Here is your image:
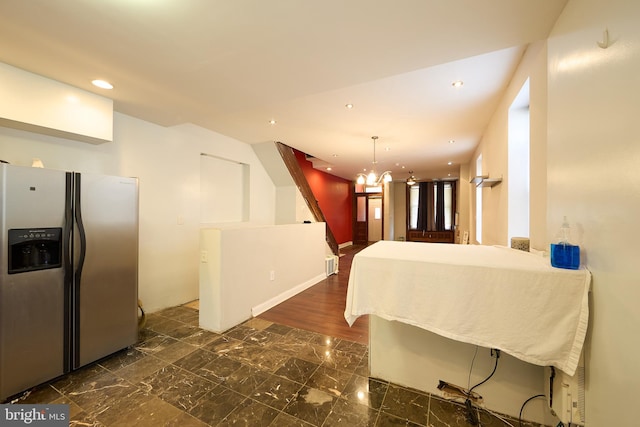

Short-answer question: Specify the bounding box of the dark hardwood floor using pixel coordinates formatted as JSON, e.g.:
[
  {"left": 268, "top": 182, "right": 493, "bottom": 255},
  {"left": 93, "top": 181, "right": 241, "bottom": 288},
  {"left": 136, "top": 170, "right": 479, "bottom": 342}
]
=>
[{"left": 258, "top": 245, "right": 369, "bottom": 344}]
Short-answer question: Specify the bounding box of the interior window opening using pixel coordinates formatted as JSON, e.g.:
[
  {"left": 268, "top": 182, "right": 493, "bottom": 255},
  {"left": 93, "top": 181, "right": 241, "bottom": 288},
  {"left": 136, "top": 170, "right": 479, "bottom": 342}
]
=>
[{"left": 508, "top": 79, "right": 531, "bottom": 245}]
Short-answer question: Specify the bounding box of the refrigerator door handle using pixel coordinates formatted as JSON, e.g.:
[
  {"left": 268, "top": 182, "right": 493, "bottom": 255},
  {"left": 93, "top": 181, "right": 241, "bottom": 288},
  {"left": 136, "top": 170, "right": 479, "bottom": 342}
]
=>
[
  {"left": 64, "top": 173, "right": 74, "bottom": 275},
  {"left": 63, "top": 172, "right": 74, "bottom": 373},
  {"left": 71, "top": 172, "right": 87, "bottom": 370},
  {"left": 74, "top": 173, "right": 87, "bottom": 284}
]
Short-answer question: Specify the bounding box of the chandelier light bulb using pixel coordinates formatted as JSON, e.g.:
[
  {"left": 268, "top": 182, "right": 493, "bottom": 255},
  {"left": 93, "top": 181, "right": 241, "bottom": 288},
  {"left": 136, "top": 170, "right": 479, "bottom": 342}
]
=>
[{"left": 367, "top": 171, "right": 377, "bottom": 185}]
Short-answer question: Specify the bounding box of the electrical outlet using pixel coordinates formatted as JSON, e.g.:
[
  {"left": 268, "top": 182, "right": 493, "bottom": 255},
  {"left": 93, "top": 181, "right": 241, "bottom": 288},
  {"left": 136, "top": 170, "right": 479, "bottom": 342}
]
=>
[
  {"left": 200, "top": 251, "right": 208, "bottom": 263},
  {"left": 269, "top": 270, "right": 275, "bottom": 281}
]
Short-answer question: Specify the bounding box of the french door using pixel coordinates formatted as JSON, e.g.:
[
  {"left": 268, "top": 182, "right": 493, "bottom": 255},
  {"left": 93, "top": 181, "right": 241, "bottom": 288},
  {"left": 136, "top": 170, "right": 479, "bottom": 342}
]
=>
[{"left": 353, "top": 192, "right": 383, "bottom": 245}]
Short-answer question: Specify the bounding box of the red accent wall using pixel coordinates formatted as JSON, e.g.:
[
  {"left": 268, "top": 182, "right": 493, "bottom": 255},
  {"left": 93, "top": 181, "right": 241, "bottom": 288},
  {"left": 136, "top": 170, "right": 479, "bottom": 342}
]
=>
[{"left": 294, "top": 149, "right": 353, "bottom": 245}]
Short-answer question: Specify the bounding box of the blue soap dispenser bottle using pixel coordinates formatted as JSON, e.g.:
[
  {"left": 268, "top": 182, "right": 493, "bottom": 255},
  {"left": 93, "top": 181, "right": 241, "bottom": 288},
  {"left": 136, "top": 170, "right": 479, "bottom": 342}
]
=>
[{"left": 550, "top": 216, "right": 580, "bottom": 269}]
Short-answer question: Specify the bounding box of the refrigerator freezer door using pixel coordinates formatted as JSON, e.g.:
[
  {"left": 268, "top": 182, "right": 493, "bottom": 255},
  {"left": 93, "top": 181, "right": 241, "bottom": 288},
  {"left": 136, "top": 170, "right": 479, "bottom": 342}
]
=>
[
  {"left": 73, "top": 172, "right": 138, "bottom": 369},
  {"left": 0, "top": 164, "right": 67, "bottom": 401}
]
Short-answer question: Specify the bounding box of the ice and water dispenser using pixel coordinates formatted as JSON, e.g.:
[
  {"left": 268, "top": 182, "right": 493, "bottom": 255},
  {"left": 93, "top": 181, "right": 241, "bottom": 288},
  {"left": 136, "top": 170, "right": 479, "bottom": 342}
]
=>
[{"left": 8, "top": 228, "right": 62, "bottom": 273}]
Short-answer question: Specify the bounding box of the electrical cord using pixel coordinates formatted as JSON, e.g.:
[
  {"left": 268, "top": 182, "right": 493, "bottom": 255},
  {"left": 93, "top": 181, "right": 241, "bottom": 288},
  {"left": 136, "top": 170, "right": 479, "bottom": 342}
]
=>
[
  {"left": 467, "top": 346, "right": 479, "bottom": 392},
  {"left": 519, "top": 394, "right": 545, "bottom": 427},
  {"left": 469, "top": 350, "right": 499, "bottom": 396},
  {"left": 465, "top": 348, "right": 500, "bottom": 426},
  {"left": 465, "top": 346, "right": 480, "bottom": 425}
]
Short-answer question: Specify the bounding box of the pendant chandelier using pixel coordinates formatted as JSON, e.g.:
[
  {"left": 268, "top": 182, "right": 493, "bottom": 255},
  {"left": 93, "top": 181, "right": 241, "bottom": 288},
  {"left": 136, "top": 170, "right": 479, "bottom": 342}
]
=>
[
  {"left": 356, "top": 136, "right": 392, "bottom": 185},
  {"left": 406, "top": 171, "right": 416, "bottom": 186}
]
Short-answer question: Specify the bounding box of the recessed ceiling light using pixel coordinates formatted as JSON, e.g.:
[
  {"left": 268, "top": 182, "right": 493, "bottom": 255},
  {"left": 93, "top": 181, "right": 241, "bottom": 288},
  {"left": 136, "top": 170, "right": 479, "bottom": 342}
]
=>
[
  {"left": 345, "top": 103, "right": 353, "bottom": 109},
  {"left": 384, "top": 147, "right": 391, "bottom": 152},
  {"left": 92, "top": 79, "right": 113, "bottom": 89},
  {"left": 268, "top": 119, "right": 277, "bottom": 125},
  {"left": 449, "top": 139, "right": 455, "bottom": 144},
  {"left": 447, "top": 161, "right": 453, "bottom": 165},
  {"left": 332, "top": 154, "right": 338, "bottom": 157},
  {"left": 452, "top": 80, "right": 464, "bottom": 88},
  {"left": 326, "top": 167, "right": 332, "bottom": 171}
]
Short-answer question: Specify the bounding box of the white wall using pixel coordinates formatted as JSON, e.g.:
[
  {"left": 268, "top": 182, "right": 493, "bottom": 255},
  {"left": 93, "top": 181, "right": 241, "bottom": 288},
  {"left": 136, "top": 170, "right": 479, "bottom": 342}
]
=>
[
  {"left": 251, "top": 141, "right": 307, "bottom": 225},
  {"left": 528, "top": 43, "right": 549, "bottom": 251},
  {"left": 458, "top": 163, "right": 470, "bottom": 242},
  {"left": 467, "top": 2, "right": 640, "bottom": 424},
  {"left": 295, "top": 188, "right": 315, "bottom": 224},
  {"left": 382, "top": 182, "right": 394, "bottom": 241},
  {"left": 547, "top": 1, "right": 640, "bottom": 425},
  {"left": 0, "top": 106, "right": 276, "bottom": 313},
  {"left": 199, "top": 223, "right": 326, "bottom": 332},
  {"left": 370, "top": 318, "right": 551, "bottom": 425},
  {"left": 392, "top": 182, "right": 407, "bottom": 241},
  {"left": 469, "top": 41, "right": 548, "bottom": 249}
]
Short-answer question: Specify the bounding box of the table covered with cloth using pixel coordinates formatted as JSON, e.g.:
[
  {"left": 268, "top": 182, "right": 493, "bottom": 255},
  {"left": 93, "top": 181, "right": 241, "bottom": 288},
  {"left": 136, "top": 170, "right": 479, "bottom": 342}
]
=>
[{"left": 344, "top": 241, "right": 591, "bottom": 376}]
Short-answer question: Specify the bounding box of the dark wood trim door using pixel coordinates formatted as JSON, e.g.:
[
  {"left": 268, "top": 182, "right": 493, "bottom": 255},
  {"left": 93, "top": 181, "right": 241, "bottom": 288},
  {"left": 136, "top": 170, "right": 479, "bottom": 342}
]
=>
[
  {"left": 353, "top": 190, "right": 384, "bottom": 244},
  {"left": 353, "top": 194, "right": 368, "bottom": 245}
]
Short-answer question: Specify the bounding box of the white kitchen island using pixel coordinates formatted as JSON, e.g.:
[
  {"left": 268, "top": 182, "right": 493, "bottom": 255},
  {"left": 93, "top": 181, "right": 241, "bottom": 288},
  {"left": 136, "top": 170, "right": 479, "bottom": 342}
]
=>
[{"left": 345, "top": 241, "right": 590, "bottom": 424}]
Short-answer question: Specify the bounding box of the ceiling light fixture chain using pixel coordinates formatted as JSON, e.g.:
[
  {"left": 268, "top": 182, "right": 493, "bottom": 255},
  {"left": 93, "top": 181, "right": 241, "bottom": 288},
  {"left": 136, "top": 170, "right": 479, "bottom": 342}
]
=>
[{"left": 371, "top": 135, "right": 378, "bottom": 166}]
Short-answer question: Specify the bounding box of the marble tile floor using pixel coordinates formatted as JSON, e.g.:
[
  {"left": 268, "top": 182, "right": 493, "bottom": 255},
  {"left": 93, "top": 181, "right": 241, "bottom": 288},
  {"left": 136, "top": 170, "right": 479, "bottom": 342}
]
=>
[{"left": 9, "top": 305, "right": 544, "bottom": 427}]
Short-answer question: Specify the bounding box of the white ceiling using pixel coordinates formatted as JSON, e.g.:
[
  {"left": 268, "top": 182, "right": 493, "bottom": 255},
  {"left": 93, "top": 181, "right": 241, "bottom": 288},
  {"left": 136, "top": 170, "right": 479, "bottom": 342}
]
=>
[{"left": 0, "top": 0, "right": 567, "bottom": 181}]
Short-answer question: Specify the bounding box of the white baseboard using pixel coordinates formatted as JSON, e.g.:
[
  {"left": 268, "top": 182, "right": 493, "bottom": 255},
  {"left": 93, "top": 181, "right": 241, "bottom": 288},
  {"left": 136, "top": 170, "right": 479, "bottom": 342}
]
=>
[
  {"left": 339, "top": 241, "right": 353, "bottom": 249},
  {"left": 251, "top": 273, "right": 326, "bottom": 317}
]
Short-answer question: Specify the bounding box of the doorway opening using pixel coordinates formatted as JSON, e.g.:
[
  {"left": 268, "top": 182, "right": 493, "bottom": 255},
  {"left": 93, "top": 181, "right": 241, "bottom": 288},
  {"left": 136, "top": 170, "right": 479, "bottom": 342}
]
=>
[{"left": 353, "top": 184, "right": 384, "bottom": 245}]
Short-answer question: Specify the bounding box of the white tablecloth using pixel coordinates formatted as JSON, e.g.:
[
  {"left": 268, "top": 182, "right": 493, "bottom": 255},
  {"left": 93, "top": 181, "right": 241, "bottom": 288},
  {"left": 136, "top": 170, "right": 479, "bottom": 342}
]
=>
[{"left": 344, "top": 241, "right": 591, "bottom": 376}]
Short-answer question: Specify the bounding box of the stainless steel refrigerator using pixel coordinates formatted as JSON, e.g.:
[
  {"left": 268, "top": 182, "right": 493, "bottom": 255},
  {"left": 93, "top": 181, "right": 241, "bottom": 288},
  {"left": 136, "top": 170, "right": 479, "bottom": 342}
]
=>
[{"left": 0, "top": 163, "right": 138, "bottom": 401}]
